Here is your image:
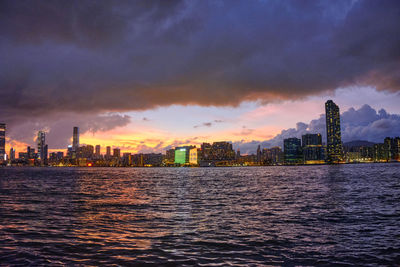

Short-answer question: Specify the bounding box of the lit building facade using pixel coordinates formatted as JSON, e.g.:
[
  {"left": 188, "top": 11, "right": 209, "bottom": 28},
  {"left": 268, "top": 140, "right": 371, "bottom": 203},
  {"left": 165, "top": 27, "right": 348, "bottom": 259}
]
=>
[
  {"left": 106, "top": 146, "right": 111, "bottom": 158},
  {"left": 189, "top": 147, "right": 199, "bottom": 165},
  {"left": 73, "top": 127, "right": 79, "bottom": 151},
  {"left": 95, "top": 145, "right": 101, "bottom": 157},
  {"left": 37, "top": 130, "right": 48, "bottom": 164},
  {"left": 284, "top": 138, "right": 303, "bottom": 164},
  {"left": 302, "top": 133, "right": 325, "bottom": 164},
  {"left": 384, "top": 137, "right": 400, "bottom": 161},
  {"left": 9, "top": 148, "right": 15, "bottom": 161},
  {"left": 0, "top": 123, "right": 5, "bottom": 162},
  {"left": 325, "top": 100, "right": 343, "bottom": 163},
  {"left": 113, "top": 148, "right": 121, "bottom": 158},
  {"left": 174, "top": 146, "right": 192, "bottom": 165}
]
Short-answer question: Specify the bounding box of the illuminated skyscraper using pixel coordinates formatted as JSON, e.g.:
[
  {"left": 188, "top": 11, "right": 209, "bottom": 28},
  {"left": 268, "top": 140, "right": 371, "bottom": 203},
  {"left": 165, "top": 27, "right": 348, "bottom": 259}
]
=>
[
  {"left": 9, "top": 148, "right": 15, "bottom": 161},
  {"left": 37, "top": 130, "right": 48, "bottom": 164},
  {"left": 95, "top": 145, "right": 101, "bottom": 157},
  {"left": 325, "top": 100, "right": 343, "bottom": 163},
  {"left": 73, "top": 127, "right": 79, "bottom": 151},
  {"left": 0, "top": 123, "right": 5, "bottom": 162},
  {"left": 106, "top": 146, "right": 111, "bottom": 158}
]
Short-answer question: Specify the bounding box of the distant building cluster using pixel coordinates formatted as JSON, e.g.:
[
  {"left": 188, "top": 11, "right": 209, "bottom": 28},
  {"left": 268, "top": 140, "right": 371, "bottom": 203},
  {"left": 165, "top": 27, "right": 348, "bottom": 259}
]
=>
[{"left": 1, "top": 100, "right": 399, "bottom": 167}]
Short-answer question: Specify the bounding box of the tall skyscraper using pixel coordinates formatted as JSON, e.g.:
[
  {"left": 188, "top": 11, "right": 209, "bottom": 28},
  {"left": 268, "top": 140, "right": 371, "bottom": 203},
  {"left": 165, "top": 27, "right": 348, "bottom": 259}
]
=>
[
  {"left": 106, "top": 146, "right": 111, "bottom": 158},
  {"left": 37, "top": 130, "right": 48, "bottom": 164},
  {"left": 73, "top": 127, "right": 79, "bottom": 151},
  {"left": 9, "top": 148, "right": 15, "bottom": 161},
  {"left": 0, "top": 123, "right": 5, "bottom": 162},
  {"left": 325, "top": 100, "right": 343, "bottom": 163},
  {"left": 256, "top": 145, "right": 261, "bottom": 164},
  {"left": 95, "top": 145, "right": 101, "bottom": 157}
]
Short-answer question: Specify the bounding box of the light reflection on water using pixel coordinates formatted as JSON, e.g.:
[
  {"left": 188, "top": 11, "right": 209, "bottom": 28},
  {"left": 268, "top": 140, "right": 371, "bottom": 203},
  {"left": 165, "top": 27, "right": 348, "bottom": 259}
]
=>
[{"left": 1, "top": 164, "right": 400, "bottom": 265}]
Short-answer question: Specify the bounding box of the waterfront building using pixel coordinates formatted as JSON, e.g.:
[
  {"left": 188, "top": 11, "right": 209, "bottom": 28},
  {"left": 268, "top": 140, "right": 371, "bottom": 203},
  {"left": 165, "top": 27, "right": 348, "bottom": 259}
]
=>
[
  {"left": 200, "top": 143, "right": 212, "bottom": 160},
  {"left": 27, "top": 146, "right": 36, "bottom": 159},
  {"left": 79, "top": 145, "right": 94, "bottom": 159},
  {"left": 325, "top": 100, "right": 343, "bottom": 163},
  {"left": 95, "top": 145, "right": 101, "bottom": 157},
  {"left": 113, "top": 148, "right": 121, "bottom": 158},
  {"left": 122, "top": 153, "right": 131, "bottom": 166},
  {"left": 395, "top": 137, "right": 400, "bottom": 161},
  {"left": 284, "top": 138, "right": 303, "bottom": 164},
  {"left": 384, "top": 137, "right": 400, "bottom": 161},
  {"left": 302, "top": 133, "right": 324, "bottom": 164},
  {"left": 261, "top": 147, "right": 283, "bottom": 165},
  {"left": 165, "top": 149, "right": 175, "bottom": 164},
  {"left": 236, "top": 149, "right": 241, "bottom": 160},
  {"left": 0, "top": 123, "right": 5, "bottom": 162},
  {"left": 106, "top": 146, "right": 111, "bottom": 158},
  {"left": 73, "top": 127, "right": 79, "bottom": 151},
  {"left": 174, "top": 146, "right": 195, "bottom": 165},
  {"left": 189, "top": 147, "right": 200, "bottom": 165},
  {"left": 256, "top": 145, "right": 261, "bottom": 164},
  {"left": 49, "top": 152, "right": 64, "bottom": 163},
  {"left": 373, "top": 143, "right": 389, "bottom": 162},
  {"left": 201, "top": 142, "right": 235, "bottom": 161},
  {"left": 269, "top": 147, "right": 283, "bottom": 165},
  {"left": 9, "top": 148, "right": 15, "bottom": 161},
  {"left": 37, "top": 131, "right": 48, "bottom": 165}
]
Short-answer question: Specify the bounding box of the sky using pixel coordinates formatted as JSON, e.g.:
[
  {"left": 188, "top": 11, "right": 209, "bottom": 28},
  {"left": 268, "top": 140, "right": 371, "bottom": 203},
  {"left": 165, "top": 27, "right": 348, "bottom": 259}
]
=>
[{"left": 1, "top": 0, "right": 400, "bottom": 155}]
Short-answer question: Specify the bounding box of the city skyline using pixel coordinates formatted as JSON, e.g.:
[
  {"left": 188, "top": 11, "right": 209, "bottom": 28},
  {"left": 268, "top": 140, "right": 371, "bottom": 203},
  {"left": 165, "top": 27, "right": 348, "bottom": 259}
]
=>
[
  {"left": 2, "top": 96, "right": 400, "bottom": 156},
  {"left": 1, "top": 99, "right": 400, "bottom": 167}
]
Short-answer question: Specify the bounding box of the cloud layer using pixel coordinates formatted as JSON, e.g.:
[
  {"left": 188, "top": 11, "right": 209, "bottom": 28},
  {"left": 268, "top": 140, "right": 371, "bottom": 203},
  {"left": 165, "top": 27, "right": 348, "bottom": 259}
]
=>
[
  {"left": 1, "top": 0, "right": 400, "bottom": 123},
  {"left": 234, "top": 104, "right": 400, "bottom": 154}
]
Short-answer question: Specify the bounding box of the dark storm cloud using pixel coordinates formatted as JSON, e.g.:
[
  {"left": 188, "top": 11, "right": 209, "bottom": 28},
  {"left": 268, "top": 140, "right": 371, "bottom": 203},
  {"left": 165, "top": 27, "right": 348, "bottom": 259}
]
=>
[
  {"left": 1, "top": 0, "right": 400, "bottom": 122},
  {"left": 234, "top": 105, "right": 400, "bottom": 154}
]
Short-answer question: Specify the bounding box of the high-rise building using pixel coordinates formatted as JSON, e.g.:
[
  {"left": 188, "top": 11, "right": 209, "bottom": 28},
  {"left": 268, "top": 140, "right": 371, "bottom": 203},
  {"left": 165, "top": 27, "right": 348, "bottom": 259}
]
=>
[
  {"left": 373, "top": 143, "right": 389, "bottom": 162},
  {"left": 37, "top": 131, "right": 48, "bottom": 164},
  {"left": 166, "top": 149, "right": 175, "bottom": 164},
  {"left": 113, "top": 148, "right": 121, "bottom": 158},
  {"left": 267, "top": 146, "right": 283, "bottom": 165},
  {"left": 27, "top": 146, "right": 36, "bottom": 159},
  {"left": 394, "top": 137, "right": 400, "bottom": 161},
  {"left": 189, "top": 147, "right": 200, "bottom": 165},
  {"left": 325, "top": 100, "right": 343, "bottom": 163},
  {"left": 256, "top": 145, "right": 261, "bottom": 164},
  {"left": 73, "top": 127, "right": 79, "bottom": 151},
  {"left": 284, "top": 138, "right": 302, "bottom": 164},
  {"left": 174, "top": 146, "right": 196, "bottom": 165},
  {"left": 79, "top": 145, "right": 94, "bottom": 159},
  {"left": 95, "top": 145, "right": 101, "bottom": 157},
  {"left": 0, "top": 123, "right": 5, "bottom": 162},
  {"left": 302, "top": 133, "right": 325, "bottom": 164},
  {"left": 383, "top": 137, "right": 400, "bottom": 161},
  {"left": 9, "top": 148, "right": 15, "bottom": 161},
  {"left": 106, "top": 146, "right": 111, "bottom": 158}
]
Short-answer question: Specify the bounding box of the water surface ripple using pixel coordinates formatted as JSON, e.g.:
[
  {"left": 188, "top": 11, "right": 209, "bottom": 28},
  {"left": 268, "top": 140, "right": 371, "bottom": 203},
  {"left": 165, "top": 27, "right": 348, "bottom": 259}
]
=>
[{"left": 1, "top": 164, "right": 400, "bottom": 266}]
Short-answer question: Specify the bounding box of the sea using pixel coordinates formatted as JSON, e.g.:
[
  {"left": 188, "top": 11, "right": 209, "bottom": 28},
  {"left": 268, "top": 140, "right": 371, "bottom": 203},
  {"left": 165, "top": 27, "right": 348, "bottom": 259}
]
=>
[{"left": 1, "top": 164, "right": 399, "bottom": 266}]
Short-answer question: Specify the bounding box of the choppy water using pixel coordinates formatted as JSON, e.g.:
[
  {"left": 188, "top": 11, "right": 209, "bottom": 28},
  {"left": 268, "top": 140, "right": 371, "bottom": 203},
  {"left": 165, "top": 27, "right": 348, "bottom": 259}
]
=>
[{"left": 1, "top": 164, "right": 400, "bottom": 266}]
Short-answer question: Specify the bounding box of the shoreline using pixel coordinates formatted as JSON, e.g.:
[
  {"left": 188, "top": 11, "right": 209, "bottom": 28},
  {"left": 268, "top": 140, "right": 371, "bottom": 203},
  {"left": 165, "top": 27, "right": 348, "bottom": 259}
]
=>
[{"left": 1, "top": 161, "right": 399, "bottom": 168}]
